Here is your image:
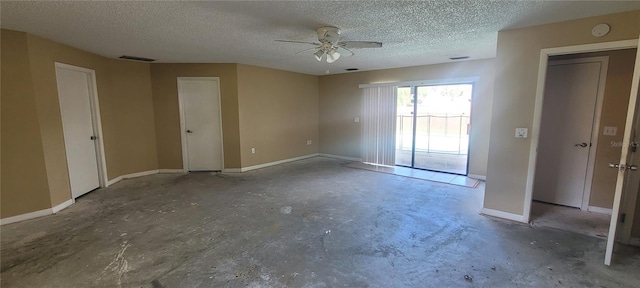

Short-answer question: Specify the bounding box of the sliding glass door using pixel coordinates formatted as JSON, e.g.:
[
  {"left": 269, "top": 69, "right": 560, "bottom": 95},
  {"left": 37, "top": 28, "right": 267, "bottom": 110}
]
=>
[{"left": 395, "top": 83, "right": 472, "bottom": 175}]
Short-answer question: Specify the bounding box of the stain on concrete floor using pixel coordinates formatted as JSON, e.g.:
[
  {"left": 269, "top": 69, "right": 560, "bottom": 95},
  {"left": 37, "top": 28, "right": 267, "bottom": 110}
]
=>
[{"left": 1, "top": 157, "right": 639, "bottom": 287}]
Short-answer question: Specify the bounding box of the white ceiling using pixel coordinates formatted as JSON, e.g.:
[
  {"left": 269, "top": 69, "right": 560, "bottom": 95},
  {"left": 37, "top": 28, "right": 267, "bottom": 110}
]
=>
[{"left": 1, "top": 1, "right": 638, "bottom": 75}]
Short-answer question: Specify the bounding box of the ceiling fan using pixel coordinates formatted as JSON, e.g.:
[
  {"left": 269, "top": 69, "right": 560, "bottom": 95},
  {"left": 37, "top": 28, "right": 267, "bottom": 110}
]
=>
[{"left": 276, "top": 26, "right": 382, "bottom": 63}]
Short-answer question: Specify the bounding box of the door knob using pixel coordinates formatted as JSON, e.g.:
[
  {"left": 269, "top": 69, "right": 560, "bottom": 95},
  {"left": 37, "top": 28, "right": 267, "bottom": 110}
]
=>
[
  {"left": 628, "top": 165, "right": 638, "bottom": 171},
  {"left": 90, "top": 136, "right": 97, "bottom": 140},
  {"left": 186, "top": 130, "right": 193, "bottom": 133},
  {"left": 609, "top": 163, "right": 620, "bottom": 168},
  {"left": 574, "top": 143, "right": 588, "bottom": 147}
]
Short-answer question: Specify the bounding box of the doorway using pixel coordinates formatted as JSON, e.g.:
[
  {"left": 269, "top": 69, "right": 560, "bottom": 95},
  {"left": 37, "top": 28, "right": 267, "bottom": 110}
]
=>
[
  {"left": 395, "top": 83, "right": 472, "bottom": 175},
  {"left": 55, "top": 62, "right": 107, "bottom": 198},
  {"left": 533, "top": 57, "right": 608, "bottom": 210},
  {"left": 525, "top": 39, "right": 640, "bottom": 266},
  {"left": 177, "top": 77, "right": 224, "bottom": 172}
]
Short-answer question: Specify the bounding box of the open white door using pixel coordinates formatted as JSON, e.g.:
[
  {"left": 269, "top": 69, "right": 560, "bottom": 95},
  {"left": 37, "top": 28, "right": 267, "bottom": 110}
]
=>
[{"left": 605, "top": 36, "right": 640, "bottom": 265}]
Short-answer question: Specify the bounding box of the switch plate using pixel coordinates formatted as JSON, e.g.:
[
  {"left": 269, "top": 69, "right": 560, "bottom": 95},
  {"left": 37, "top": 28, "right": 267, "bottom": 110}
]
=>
[
  {"left": 515, "top": 128, "right": 528, "bottom": 138},
  {"left": 603, "top": 126, "right": 617, "bottom": 136},
  {"left": 354, "top": 117, "right": 360, "bottom": 123},
  {"left": 251, "top": 147, "right": 255, "bottom": 154},
  {"left": 306, "top": 140, "right": 312, "bottom": 145}
]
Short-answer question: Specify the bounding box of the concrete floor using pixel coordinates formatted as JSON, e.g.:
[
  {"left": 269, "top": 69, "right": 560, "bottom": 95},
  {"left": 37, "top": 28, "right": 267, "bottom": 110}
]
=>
[
  {"left": 1, "top": 157, "right": 639, "bottom": 287},
  {"left": 530, "top": 201, "right": 610, "bottom": 239}
]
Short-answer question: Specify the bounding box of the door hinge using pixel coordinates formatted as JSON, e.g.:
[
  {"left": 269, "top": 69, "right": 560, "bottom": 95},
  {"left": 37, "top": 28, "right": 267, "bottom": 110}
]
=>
[{"left": 620, "top": 213, "right": 626, "bottom": 223}]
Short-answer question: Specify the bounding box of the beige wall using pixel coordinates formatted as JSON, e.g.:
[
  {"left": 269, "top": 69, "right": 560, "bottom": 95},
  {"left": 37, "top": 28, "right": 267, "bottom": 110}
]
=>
[
  {"left": 485, "top": 10, "right": 640, "bottom": 215},
  {"left": 104, "top": 59, "right": 158, "bottom": 176},
  {"left": 550, "top": 49, "right": 637, "bottom": 209},
  {"left": 237, "top": 64, "right": 319, "bottom": 167},
  {"left": 1, "top": 30, "right": 52, "bottom": 218},
  {"left": 318, "top": 59, "right": 495, "bottom": 177},
  {"left": 150, "top": 63, "right": 242, "bottom": 169},
  {"left": 1, "top": 29, "right": 159, "bottom": 218}
]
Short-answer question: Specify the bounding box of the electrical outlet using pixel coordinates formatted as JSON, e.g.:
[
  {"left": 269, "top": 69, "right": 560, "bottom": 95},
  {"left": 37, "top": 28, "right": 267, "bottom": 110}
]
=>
[
  {"left": 354, "top": 117, "right": 360, "bottom": 123},
  {"left": 251, "top": 147, "right": 255, "bottom": 154},
  {"left": 515, "top": 128, "right": 528, "bottom": 138},
  {"left": 307, "top": 140, "right": 312, "bottom": 145},
  {"left": 603, "top": 126, "right": 617, "bottom": 136}
]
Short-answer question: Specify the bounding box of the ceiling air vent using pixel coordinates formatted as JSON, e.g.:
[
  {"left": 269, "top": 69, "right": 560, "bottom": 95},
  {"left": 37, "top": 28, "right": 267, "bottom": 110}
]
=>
[
  {"left": 449, "top": 56, "right": 470, "bottom": 61},
  {"left": 119, "top": 55, "right": 156, "bottom": 62}
]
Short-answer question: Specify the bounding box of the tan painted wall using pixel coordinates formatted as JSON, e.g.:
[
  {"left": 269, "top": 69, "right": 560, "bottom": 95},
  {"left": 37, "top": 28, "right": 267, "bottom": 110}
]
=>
[
  {"left": 1, "top": 30, "right": 52, "bottom": 218},
  {"left": 104, "top": 59, "right": 158, "bottom": 176},
  {"left": 485, "top": 10, "right": 640, "bottom": 215},
  {"left": 237, "top": 64, "right": 319, "bottom": 167},
  {"left": 1, "top": 29, "right": 159, "bottom": 218},
  {"left": 150, "top": 63, "right": 241, "bottom": 169},
  {"left": 318, "top": 59, "right": 495, "bottom": 177},
  {"left": 550, "top": 49, "right": 637, "bottom": 209}
]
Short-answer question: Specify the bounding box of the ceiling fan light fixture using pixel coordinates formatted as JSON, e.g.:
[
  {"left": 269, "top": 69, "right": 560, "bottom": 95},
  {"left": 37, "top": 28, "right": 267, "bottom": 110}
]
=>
[
  {"left": 326, "top": 49, "right": 341, "bottom": 63},
  {"left": 314, "top": 50, "right": 324, "bottom": 61}
]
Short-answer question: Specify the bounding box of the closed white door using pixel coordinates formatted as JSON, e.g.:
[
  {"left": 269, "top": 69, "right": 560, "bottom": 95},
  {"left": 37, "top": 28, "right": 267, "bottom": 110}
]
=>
[
  {"left": 56, "top": 65, "right": 100, "bottom": 198},
  {"left": 533, "top": 61, "right": 602, "bottom": 208},
  {"left": 178, "top": 78, "right": 223, "bottom": 171}
]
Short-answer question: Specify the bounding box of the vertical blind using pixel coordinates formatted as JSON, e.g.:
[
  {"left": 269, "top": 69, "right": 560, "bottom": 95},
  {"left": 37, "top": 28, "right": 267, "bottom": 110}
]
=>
[{"left": 361, "top": 86, "right": 397, "bottom": 166}]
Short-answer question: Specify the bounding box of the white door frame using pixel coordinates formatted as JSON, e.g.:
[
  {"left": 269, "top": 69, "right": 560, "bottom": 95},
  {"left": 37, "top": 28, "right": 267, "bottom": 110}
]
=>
[
  {"left": 55, "top": 62, "right": 109, "bottom": 189},
  {"left": 177, "top": 77, "right": 225, "bottom": 172},
  {"left": 536, "top": 56, "right": 609, "bottom": 211}
]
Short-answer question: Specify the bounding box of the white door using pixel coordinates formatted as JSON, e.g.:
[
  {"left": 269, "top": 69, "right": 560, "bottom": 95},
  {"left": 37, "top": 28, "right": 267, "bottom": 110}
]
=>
[
  {"left": 533, "top": 60, "right": 603, "bottom": 208},
  {"left": 617, "top": 86, "right": 640, "bottom": 245},
  {"left": 56, "top": 64, "right": 101, "bottom": 198},
  {"left": 606, "top": 39, "right": 640, "bottom": 265},
  {"left": 178, "top": 78, "right": 223, "bottom": 171}
]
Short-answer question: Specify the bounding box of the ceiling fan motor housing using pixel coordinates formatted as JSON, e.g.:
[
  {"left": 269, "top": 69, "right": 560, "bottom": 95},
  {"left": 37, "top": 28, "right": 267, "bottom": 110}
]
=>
[{"left": 317, "top": 26, "right": 341, "bottom": 44}]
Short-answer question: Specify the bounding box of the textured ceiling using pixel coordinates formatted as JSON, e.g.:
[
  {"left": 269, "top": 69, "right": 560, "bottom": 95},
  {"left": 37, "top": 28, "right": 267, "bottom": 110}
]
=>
[{"left": 1, "top": 1, "right": 639, "bottom": 75}]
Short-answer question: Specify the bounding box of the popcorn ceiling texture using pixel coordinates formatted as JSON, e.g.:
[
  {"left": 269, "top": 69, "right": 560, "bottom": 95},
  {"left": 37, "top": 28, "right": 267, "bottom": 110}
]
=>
[{"left": 1, "top": 1, "right": 638, "bottom": 75}]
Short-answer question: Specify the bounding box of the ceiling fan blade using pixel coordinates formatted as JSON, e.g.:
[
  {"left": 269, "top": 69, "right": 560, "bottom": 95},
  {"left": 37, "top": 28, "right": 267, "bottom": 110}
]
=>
[
  {"left": 339, "top": 41, "right": 383, "bottom": 49},
  {"left": 294, "top": 47, "right": 321, "bottom": 55},
  {"left": 337, "top": 46, "right": 355, "bottom": 57},
  {"left": 275, "top": 39, "right": 321, "bottom": 46}
]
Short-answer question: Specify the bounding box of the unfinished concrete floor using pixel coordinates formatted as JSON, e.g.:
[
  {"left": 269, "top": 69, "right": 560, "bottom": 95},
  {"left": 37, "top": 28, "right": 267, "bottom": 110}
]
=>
[{"left": 1, "top": 157, "right": 639, "bottom": 287}]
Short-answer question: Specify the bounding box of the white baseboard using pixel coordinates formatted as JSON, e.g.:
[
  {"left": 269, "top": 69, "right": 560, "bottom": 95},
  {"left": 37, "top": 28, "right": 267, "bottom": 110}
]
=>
[
  {"left": 2, "top": 168, "right": 186, "bottom": 225},
  {"left": 159, "top": 169, "right": 185, "bottom": 173},
  {"left": 588, "top": 206, "right": 612, "bottom": 215},
  {"left": 107, "top": 169, "right": 160, "bottom": 186},
  {"left": 630, "top": 237, "right": 640, "bottom": 247},
  {"left": 0, "top": 208, "right": 52, "bottom": 226},
  {"left": 227, "top": 154, "right": 319, "bottom": 173},
  {"left": 481, "top": 208, "right": 526, "bottom": 223},
  {"left": 318, "top": 153, "right": 361, "bottom": 162},
  {"left": 467, "top": 174, "right": 486, "bottom": 181},
  {"left": 51, "top": 199, "right": 74, "bottom": 214}
]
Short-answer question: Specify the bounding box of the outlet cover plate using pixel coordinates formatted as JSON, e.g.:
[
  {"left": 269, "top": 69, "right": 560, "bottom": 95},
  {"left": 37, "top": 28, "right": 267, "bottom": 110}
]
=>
[
  {"left": 515, "top": 128, "right": 528, "bottom": 138},
  {"left": 603, "top": 126, "right": 617, "bottom": 136}
]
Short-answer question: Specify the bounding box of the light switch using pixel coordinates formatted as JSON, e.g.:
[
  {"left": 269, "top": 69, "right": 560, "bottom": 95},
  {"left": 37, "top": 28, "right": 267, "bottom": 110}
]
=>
[
  {"left": 515, "top": 128, "right": 528, "bottom": 138},
  {"left": 603, "top": 126, "right": 617, "bottom": 136},
  {"left": 354, "top": 117, "right": 360, "bottom": 123}
]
